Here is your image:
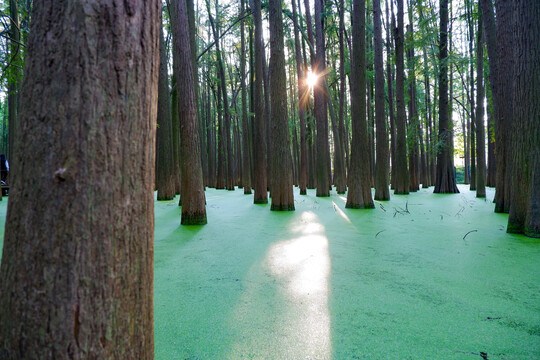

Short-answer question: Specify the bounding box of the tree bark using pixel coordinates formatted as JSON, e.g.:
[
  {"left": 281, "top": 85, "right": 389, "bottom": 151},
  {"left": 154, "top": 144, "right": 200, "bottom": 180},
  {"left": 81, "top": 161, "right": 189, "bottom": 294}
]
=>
[
  {"left": 251, "top": 0, "right": 268, "bottom": 204},
  {"left": 156, "top": 26, "right": 176, "bottom": 201},
  {"left": 346, "top": 0, "right": 374, "bottom": 208},
  {"left": 0, "top": 1, "right": 160, "bottom": 357},
  {"left": 268, "top": 0, "right": 295, "bottom": 211},
  {"left": 374, "top": 0, "right": 389, "bottom": 200},
  {"left": 475, "top": 11, "right": 486, "bottom": 198},
  {"left": 240, "top": 0, "right": 252, "bottom": 195},
  {"left": 393, "top": 0, "right": 410, "bottom": 194},
  {"left": 172, "top": 0, "right": 208, "bottom": 225},
  {"left": 507, "top": 0, "right": 540, "bottom": 238},
  {"left": 434, "top": 0, "right": 459, "bottom": 193}
]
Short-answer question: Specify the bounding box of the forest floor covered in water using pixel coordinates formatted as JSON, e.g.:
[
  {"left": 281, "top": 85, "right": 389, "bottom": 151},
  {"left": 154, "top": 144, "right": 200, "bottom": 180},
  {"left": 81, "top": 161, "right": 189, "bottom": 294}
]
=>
[{"left": 0, "top": 185, "right": 538, "bottom": 359}]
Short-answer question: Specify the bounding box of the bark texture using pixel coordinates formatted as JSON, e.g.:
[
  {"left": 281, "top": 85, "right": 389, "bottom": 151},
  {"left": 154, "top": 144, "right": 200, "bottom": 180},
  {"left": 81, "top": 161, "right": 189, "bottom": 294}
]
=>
[
  {"left": 156, "top": 25, "right": 176, "bottom": 201},
  {"left": 434, "top": 0, "right": 459, "bottom": 193},
  {"left": 475, "top": 12, "right": 486, "bottom": 198},
  {"left": 0, "top": 1, "right": 160, "bottom": 357},
  {"left": 251, "top": 0, "right": 268, "bottom": 204},
  {"left": 172, "top": 0, "right": 207, "bottom": 225},
  {"left": 347, "top": 0, "right": 374, "bottom": 208},
  {"left": 374, "top": 0, "right": 390, "bottom": 201},
  {"left": 507, "top": 0, "right": 540, "bottom": 238},
  {"left": 268, "top": 0, "right": 295, "bottom": 211}
]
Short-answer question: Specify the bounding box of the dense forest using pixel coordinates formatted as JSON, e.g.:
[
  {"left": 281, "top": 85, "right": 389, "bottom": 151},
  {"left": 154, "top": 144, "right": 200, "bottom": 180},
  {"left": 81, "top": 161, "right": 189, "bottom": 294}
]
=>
[{"left": 0, "top": 0, "right": 538, "bottom": 357}]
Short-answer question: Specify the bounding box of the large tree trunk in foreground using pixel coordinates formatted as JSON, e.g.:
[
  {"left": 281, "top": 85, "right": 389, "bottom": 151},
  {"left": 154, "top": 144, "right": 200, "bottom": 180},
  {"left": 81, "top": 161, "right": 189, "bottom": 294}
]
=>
[
  {"left": 507, "top": 0, "right": 540, "bottom": 238},
  {"left": 373, "top": 0, "right": 389, "bottom": 201},
  {"left": 393, "top": 0, "right": 410, "bottom": 194},
  {"left": 346, "top": 0, "right": 374, "bottom": 209},
  {"left": 268, "top": 0, "right": 294, "bottom": 211},
  {"left": 251, "top": 0, "right": 268, "bottom": 204},
  {"left": 156, "top": 26, "right": 176, "bottom": 201},
  {"left": 0, "top": 1, "right": 159, "bottom": 357},
  {"left": 172, "top": 0, "right": 207, "bottom": 225},
  {"left": 434, "top": 0, "right": 459, "bottom": 193}
]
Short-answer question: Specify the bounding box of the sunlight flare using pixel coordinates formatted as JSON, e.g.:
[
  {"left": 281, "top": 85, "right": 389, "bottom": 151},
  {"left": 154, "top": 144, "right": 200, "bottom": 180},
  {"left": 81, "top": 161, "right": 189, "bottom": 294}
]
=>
[{"left": 306, "top": 70, "right": 318, "bottom": 89}]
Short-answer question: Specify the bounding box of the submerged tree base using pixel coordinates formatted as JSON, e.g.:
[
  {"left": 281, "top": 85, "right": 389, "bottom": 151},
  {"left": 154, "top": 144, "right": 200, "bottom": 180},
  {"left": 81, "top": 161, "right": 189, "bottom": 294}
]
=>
[
  {"left": 181, "top": 213, "right": 207, "bottom": 225},
  {"left": 270, "top": 204, "right": 295, "bottom": 211},
  {"left": 254, "top": 198, "right": 268, "bottom": 204}
]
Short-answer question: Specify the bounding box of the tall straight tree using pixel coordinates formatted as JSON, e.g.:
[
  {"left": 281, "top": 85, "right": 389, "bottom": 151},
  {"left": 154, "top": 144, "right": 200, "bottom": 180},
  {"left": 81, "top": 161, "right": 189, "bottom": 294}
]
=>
[
  {"left": 251, "top": 0, "right": 268, "bottom": 204},
  {"left": 268, "top": 0, "right": 295, "bottom": 211},
  {"left": 240, "top": 0, "right": 252, "bottom": 195},
  {"left": 434, "top": 0, "right": 459, "bottom": 193},
  {"left": 291, "top": 0, "right": 308, "bottom": 195},
  {"left": 347, "top": 0, "right": 374, "bottom": 209},
  {"left": 0, "top": 1, "right": 159, "bottom": 356},
  {"left": 156, "top": 25, "right": 176, "bottom": 201},
  {"left": 475, "top": 11, "right": 486, "bottom": 198},
  {"left": 374, "top": 0, "right": 389, "bottom": 200},
  {"left": 507, "top": 0, "right": 539, "bottom": 238},
  {"left": 172, "top": 0, "right": 208, "bottom": 225},
  {"left": 314, "top": 0, "right": 330, "bottom": 197},
  {"left": 393, "top": 0, "right": 410, "bottom": 194}
]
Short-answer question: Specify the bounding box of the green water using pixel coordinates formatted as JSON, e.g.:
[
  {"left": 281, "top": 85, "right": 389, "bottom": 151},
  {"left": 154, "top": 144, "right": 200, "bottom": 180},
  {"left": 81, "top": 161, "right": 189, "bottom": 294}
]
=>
[{"left": 1, "top": 185, "right": 539, "bottom": 359}]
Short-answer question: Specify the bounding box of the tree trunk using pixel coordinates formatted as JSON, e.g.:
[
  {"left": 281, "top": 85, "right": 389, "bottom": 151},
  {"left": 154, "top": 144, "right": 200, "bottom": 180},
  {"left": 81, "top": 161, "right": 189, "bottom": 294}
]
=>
[
  {"left": 156, "top": 26, "right": 176, "bottom": 201},
  {"left": 393, "top": 0, "right": 410, "bottom": 194},
  {"left": 434, "top": 0, "right": 459, "bottom": 193},
  {"left": 475, "top": 11, "right": 486, "bottom": 198},
  {"left": 337, "top": 0, "right": 348, "bottom": 194},
  {"left": 251, "top": 0, "right": 268, "bottom": 204},
  {"left": 507, "top": 0, "right": 539, "bottom": 238},
  {"left": 406, "top": 22, "right": 419, "bottom": 192},
  {"left": 172, "top": 0, "right": 208, "bottom": 225},
  {"left": 346, "top": 0, "right": 374, "bottom": 208},
  {"left": 292, "top": 0, "right": 308, "bottom": 195},
  {"left": 374, "top": 0, "right": 389, "bottom": 200},
  {"left": 0, "top": 1, "right": 159, "bottom": 356},
  {"left": 7, "top": 0, "right": 21, "bottom": 171},
  {"left": 171, "top": 71, "right": 182, "bottom": 194},
  {"left": 387, "top": 2, "right": 397, "bottom": 189},
  {"left": 268, "top": 0, "right": 295, "bottom": 211}
]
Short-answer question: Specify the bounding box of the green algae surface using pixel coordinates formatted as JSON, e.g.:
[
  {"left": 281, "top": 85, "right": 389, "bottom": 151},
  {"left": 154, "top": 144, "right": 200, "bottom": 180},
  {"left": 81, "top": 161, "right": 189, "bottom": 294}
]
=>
[{"left": 0, "top": 185, "right": 539, "bottom": 358}]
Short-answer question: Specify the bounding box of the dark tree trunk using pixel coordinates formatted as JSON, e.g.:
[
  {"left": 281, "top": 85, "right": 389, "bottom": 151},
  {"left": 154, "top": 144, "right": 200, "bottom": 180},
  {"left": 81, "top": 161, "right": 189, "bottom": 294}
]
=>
[
  {"left": 374, "top": 0, "right": 389, "bottom": 200},
  {"left": 240, "top": 0, "right": 252, "bottom": 194},
  {"left": 393, "top": 0, "right": 410, "bottom": 194},
  {"left": 171, "top": 71, "right": 182, "bottom": 194},
  {"left": 251, "top": 0, "right": 268, "bottom": 204},
  {"left": 486, "top": 82, "right": 496, "bottom": 187},
  {"left": 156, "top": 26, "right": 176, "bottom": 201},
  {"left": 337, "top": 0, "right": 348, "bottom": 194},
  {"left": 493, "top": 0, "right": 514, "bottom": 212},
  {"left": 406, "top": 23, "right": 419, "bottom": 192},
  {"left": 268, "top": 0, "right": 295, "bottom": 211},
  {"left": 292, "top": 0, "right": 308, "bottom": 195},
  {"left": 173, "top": 0, "right": 207, "bottom": 225},
  {"left": 0, "top": 1, "right": 159, "bottom": 357},
  {"left": 386, "top": 2, "right": 397, "bottom": 189},
  {"left": 314, "top": 0, "right": 330, "bottom": 197},
  {"left": 434, "top": 0, "right": 459, "bottom": 193},
  {"left": 475, "top": 11, "right": 486, "bottom": 198},
  {"left": 7, "top": 0, "right": 21, "bottom": 172},
  {"left": 507, "top": 0, "right": 540, "bottom": 238},
  {"left": 346, "top": 0, "right": 374, "bottom": 209}
]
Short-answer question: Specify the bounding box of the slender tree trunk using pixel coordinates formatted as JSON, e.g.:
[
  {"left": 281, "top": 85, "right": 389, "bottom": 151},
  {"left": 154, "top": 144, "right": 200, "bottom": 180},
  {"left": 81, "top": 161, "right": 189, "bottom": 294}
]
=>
[
  {"left": 387, "top": 2, "right": 397, "bottom": 189},
  {"left": 337, "top": 0, "right": 348, "bottom": 194},
  {"left": 7, "top": 0, "right": 21, "bottom": 170},
  {"left": 393, "top": 0, "right": 410, "bottom": 194},
  {"left": 292, "top": 0, "right": 308, "bottom": 195},
  {"left": 374, "top": 0, "right": 389, "bottom": 200},
  {"left": 239, "top": 0, "right": 251, "bottom": 194},
  {"left": 171, "top": 72, "right": 182, "bottom": 194},
  {"left": 406, "top": 22, "right": 419, "bottom": 192},
  {"left": 434, "top": 0, "right": 459, "bottom": 193},
  {"left": 347, "top": 0, "right": 374, "bottom": 208},
  {"left": 475, "top": 11, "right": 486, "bottom": 198},
  {"left": 0, "top": 1, "right": 159, "bottom": 356},
  {"left": 251, "top": 0, "right": 268, "bottom": 204},
  {"left": 268, "top": 0, "right": 295, "bottom": 211},
  {"left": 156, "top": 26, "right": 176, "bottom": 200},
  {"left": 507, "top": 0, "right": 539, "bottom": 238}
]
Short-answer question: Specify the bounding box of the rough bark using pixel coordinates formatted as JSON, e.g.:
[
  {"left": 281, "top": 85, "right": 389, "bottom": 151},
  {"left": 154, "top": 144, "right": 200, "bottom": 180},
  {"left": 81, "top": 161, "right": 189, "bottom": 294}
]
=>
[
  {"left": 240, "top": 0, "right": 251, "bottom": 194},
  {"left": 507, "top": 0, "right": 540, "bottom": 237},
  {"left": 393, "top": 0, "right": 410, "bottom": 194},
  {"left": 346, "top": 0, "right": 374, "bottom": 209},
  {"left": 475, "top": 11, "right": 486, "bottom": 198},
  {"left": 292, "top": 0, "right": 308, "bottom": 195},
  {"left": 434, "top": 0, "right": 459, "bottom": 193},
  {"left": 337, "top": 0, "right": 348, "bottom": 194},
  {"left": 251, "top": 0, "right": 268, "bottom": 204},
  {"left": 387, "top": 2, "right": 397, "bottom": 189},
  {"left": 0, "top": 1, "right": 160, "bottom": 357},
  {"left": 406, "top": 23, "right": 419, "bottom": 192},
  {"left": 268, "top": 0, "right": 295, "bottom": 211},
  {"left": 172, "top": 0, "right": 207, "bottom": 225},
  {"left": 156, "top": 26, "right": 176, "bottom": 201},
  {"left": 374, "top": 0, "right": 389, "bottom": 200},
  {"left": 7, "top": 0, "right": 21, "bottom": 170}
]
